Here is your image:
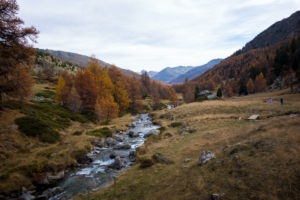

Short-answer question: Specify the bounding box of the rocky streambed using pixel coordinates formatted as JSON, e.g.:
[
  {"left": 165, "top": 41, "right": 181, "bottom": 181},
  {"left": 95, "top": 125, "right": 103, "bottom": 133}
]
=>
[{"left": 22, "top": 113, "right": 160, "bottom": 200}]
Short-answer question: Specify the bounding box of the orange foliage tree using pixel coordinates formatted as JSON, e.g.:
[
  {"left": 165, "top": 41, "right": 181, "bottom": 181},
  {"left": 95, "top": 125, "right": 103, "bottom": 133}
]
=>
[
  {"left": 74, "top": 70, "right": 97, "bottom": 113},
  {"left": 108, "top": 65, "right": 129, "bottom": 113},
  {"left": 95, "top": 95, "right": 119, "bottom": 124},
  {"left": 254, "top": 72, "right": 267, "bottom": 92},
  {"left": 168, "top": 87, "right": 177, "bottom": 106},
  {"left": 247, "top": 78, "right": 255, "bottom": 94},
  {"left": 0, "top": 0, "right": 39, "bottom": 109}
]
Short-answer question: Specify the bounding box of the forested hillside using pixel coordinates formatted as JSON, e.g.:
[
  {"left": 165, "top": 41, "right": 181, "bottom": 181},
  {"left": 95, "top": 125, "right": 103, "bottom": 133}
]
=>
[{"left": 175, "top": 11, "right": 300, "bottom": 103}]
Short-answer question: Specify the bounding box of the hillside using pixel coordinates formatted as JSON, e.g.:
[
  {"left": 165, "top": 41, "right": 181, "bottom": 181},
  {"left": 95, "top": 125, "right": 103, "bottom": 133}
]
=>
[
  {"left": 152, "top": 66, "right": 194, "bottom": 83},
  {"left": 169, "top": 59, "right": 223, "bottom": 84},
  {"left": 36, "top": 48, "right": 140, "bottom": 78},
  {"left": 187, "top": 10, "right": 300, "bottom": 98},
  {"left": 241, "top": 11, "right": 300, "bottom": 54},
  {"left": 80, "top": 90, "right": 300, "bottom": 200}
]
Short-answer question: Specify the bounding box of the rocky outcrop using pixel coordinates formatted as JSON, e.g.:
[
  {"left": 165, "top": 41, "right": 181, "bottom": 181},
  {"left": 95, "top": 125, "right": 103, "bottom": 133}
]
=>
[
  {"left": 144, "top": 129, "right": 160, "bottom": 138},
  {"left": 77, "top": 155, "right": 93, "bottom": 165},
  {"left": 35, "top": 170, "right": 65, "bottom": 185},
  {"left": 198, "top": 151, "right": 216, "bottom": 166}
]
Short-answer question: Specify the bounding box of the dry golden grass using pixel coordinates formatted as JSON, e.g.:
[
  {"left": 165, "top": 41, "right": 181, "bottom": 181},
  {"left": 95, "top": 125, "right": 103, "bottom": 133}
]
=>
[{"left": 76, "top": 90, "right": 300, "bottom": 200}]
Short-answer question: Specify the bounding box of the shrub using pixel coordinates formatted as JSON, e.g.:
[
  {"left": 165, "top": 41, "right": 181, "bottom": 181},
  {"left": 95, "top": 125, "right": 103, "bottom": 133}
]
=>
[
  {"left": 170, "top": 122, "right": 183, "bottom": 127},
  {"left": 86, "top": 127, "right": 112, "bottom": 138},
  {"left": 139, "top": 158, "right": 154, "bottom": 168},
  {"left": 15, "top": 116, "right": 60, "bottom": 143},
  {"left": 159, "top": 126, "right": 166, "bottom": 133},
  {"left": 40, "top": 132, "right": 60, "bottom": 144},
  {"left": 164, "top": 132, "right": 173, "bottom": 137},
  {"left": 15, "top": 116, "right": 49, "bottom": 137},
  {"left": 73, "top": 131, "right": 83, "bottom": 136}
]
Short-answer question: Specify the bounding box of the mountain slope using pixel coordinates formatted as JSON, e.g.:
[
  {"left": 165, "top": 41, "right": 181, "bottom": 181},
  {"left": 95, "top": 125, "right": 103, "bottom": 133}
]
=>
[
  {"left": 189, "top": 10, "right": 300, "bottom": 93},
  {"left": 169, "top": 59, "right": 223, "bottom": 84},
  {"left": 241, "top": 11, "right": 300, "bottom": 54},
  {"left": 152, "top": 66, "right": 194, "bottom": 83},
  {"left": 36, "top": 48, "right": 140, "bottom": 78}
]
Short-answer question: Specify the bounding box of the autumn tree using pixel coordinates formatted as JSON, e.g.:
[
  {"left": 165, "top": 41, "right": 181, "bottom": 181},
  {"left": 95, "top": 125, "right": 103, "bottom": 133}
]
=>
[
  {"left": 108, "top": 65, "right": 129, "bottom": 113},
  {"left": 67, "top": 86, "right": 81, "bottom": 112},
  {"left": 254, "top": 72, "right": 267, "bottom": 92},
  {"left": 74, "top": 70, "right": 97, "bottom": 113},
  {"left": 183, "top": 85, "right": 194, "bottom": 103},
  {"left": 223, "top": 84, "right": 233, "bottom": 97},
  {"left": 247, "top": 78, "right": 255, "bottom": 94},
  {"left": 86, "top": 57, "right": 114, "bottom": 99},
  {"left": 168, "top": 87, "right": 177, "bottom": 106},
  {"left": 55, "top": 75, "right": 65, "bottom": 102},
  {"left": 95, "top": 95, "right": 119, "bottom": 124},
  {"left": 127, "top": 76, "right": 142, "bottom": 113},
  {"left": 140, "top": 71, "right": 151, "bottom": 97},
  {"left": 0, "top": 0, "right": 39, "bottom": 109}
]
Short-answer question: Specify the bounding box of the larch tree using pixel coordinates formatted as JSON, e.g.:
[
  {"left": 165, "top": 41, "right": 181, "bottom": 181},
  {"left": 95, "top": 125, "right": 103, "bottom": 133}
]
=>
[
  {"left": 168, "top": 87, "right": 177, "bottom": 106},
  {"left": 108, "top": 65, "right": 129, "bottom": 113},
  {"left": 254, "top": 72, "right": 267, "bottom": 92},
  {"left": 0, "top": 0, "right": 39, "bottom": 109},
  {"left": 55, "top": 75, "right": 65, "bottom": 102},
  {"left": 86, "top": 57, "right": 114, "bottom": 99},
  {"left": 74, "top": 70, "right": 97, "bottom": 113},
  {"left": 67, "top": 86, "right": 81, "bottom": 113},
  {"left": 127, "top": 76, "right": 142, "bottom": 113},
  {"left": 247, "top": 78, "right": 255, "bottom": 94},
  {"left": 95, "top": 95, "right": 119, "bottom": 124}
]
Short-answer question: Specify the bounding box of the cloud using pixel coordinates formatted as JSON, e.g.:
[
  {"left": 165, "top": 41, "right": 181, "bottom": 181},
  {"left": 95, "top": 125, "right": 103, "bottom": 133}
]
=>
[{"left": 17, "top": 0, "right": 300, "bottom": 72}]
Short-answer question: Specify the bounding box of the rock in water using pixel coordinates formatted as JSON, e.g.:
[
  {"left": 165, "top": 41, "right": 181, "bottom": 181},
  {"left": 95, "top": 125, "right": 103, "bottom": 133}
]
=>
[{"left": 198, "top": 151, "right": 215, "bottom": 165}]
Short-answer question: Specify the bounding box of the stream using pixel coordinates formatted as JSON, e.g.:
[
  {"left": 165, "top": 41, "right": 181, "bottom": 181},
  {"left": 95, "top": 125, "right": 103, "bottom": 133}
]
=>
[{"left": 48, "top": 113, "right": 159, "bottom": 200}]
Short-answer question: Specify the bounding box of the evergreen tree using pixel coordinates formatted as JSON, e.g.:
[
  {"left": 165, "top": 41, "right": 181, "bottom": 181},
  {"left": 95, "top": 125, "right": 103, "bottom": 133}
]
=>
[
  {"left": 194, "top": 85, "right": 199, "bottom": 101},
  {"left": 216, "top": 88, "right": 222, "bottom": 98}
]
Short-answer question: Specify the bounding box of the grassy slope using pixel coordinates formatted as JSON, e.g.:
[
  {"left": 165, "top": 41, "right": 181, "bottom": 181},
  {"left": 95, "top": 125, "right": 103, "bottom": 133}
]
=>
[
  {"left": 76, "top": 88, "right": 300, "bottom": 200},
  {"left": 0, "top": 81, "right": 135, "bottom": 194}
]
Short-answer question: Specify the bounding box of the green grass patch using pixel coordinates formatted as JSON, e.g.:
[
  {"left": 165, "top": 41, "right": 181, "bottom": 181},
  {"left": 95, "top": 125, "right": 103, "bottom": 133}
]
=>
[
  {"left": 35, "top": 90, "right": 55, "bottom": 98},
  {"left": 86, "top": 127, "right": 112, "bottom": 138},
  {"left": 5, "top": 100, "right": 93, "bottom": 143}
]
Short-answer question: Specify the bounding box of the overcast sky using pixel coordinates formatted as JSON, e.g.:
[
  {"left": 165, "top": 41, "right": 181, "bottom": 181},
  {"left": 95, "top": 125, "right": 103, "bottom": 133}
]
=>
[{"left": 17, "top": 0, "right": 299, "bottom": 72}]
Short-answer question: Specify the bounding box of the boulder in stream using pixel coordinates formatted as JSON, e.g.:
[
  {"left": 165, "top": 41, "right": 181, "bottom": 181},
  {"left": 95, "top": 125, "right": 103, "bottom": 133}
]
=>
[
  {"left": 105, "top": 137, "right": 118, "bottom": 147},
  {"left": 128, "top": 131, "right": 140, "bottom": 138},
  {"left": 144, "top": 129, "right": 160, "bottom": 138},
  {"left": 108, "top": 156, "right": 125, "bottom": 170},
  {"left": 113, "top": 142, "right": 131, "bottom": 150},
  {"left": 77, "top": 155, "right": 93, "bottom": 164},
  {"left": 42, "top": 187, "right": 64, "bottom": 199},
  {"left": 113, "top": 134, "right": 124, "bottom": 142}
]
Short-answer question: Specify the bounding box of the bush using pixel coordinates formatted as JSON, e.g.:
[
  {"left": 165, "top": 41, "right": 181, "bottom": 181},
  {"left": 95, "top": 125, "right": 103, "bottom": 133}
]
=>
[
  {"left": 139, "top": 158, "right": 154, "bottom": 168},
  {"left": 86, "top": 127, "right": 112, "bottom": 138},
  {"left": 170, "top": 122, "right": 183, "bottom": 127},
  {"left": 164, "top": 132, "right": 173, "bottom": 137},
  {"left": 159, "top": 126, "right": 166, "bottom": 133},
  {"left": 15, "top": 116, "right": 50, "bottom": 137},
  {"left": 15, "top": 116, "right": 60, "bottom": 143},
  {"left": 73, "top": 131, "right": 83, "bottom": 136},
  {"left": 40, "top": 132, "right": 60, "bottom": 144}
]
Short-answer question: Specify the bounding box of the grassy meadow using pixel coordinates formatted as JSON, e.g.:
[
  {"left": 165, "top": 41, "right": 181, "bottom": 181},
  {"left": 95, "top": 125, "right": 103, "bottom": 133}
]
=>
[{"left": 75, "top": 88, "right": 300, "bottom": 200}]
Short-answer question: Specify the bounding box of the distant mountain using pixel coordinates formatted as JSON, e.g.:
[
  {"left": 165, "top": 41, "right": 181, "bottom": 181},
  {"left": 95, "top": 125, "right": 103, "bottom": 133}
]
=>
[
  {"left": 169, "top": 59, "right": 223, "bottom": 84},
  {"left": 152, "top": 66, "right": 194, "bottom": 83},
  {"left": 140, "top": 70, "right": 158, "bottom": 78},
  {"left": 36, "top": 48, "right": 140, "bottom": 78}
]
